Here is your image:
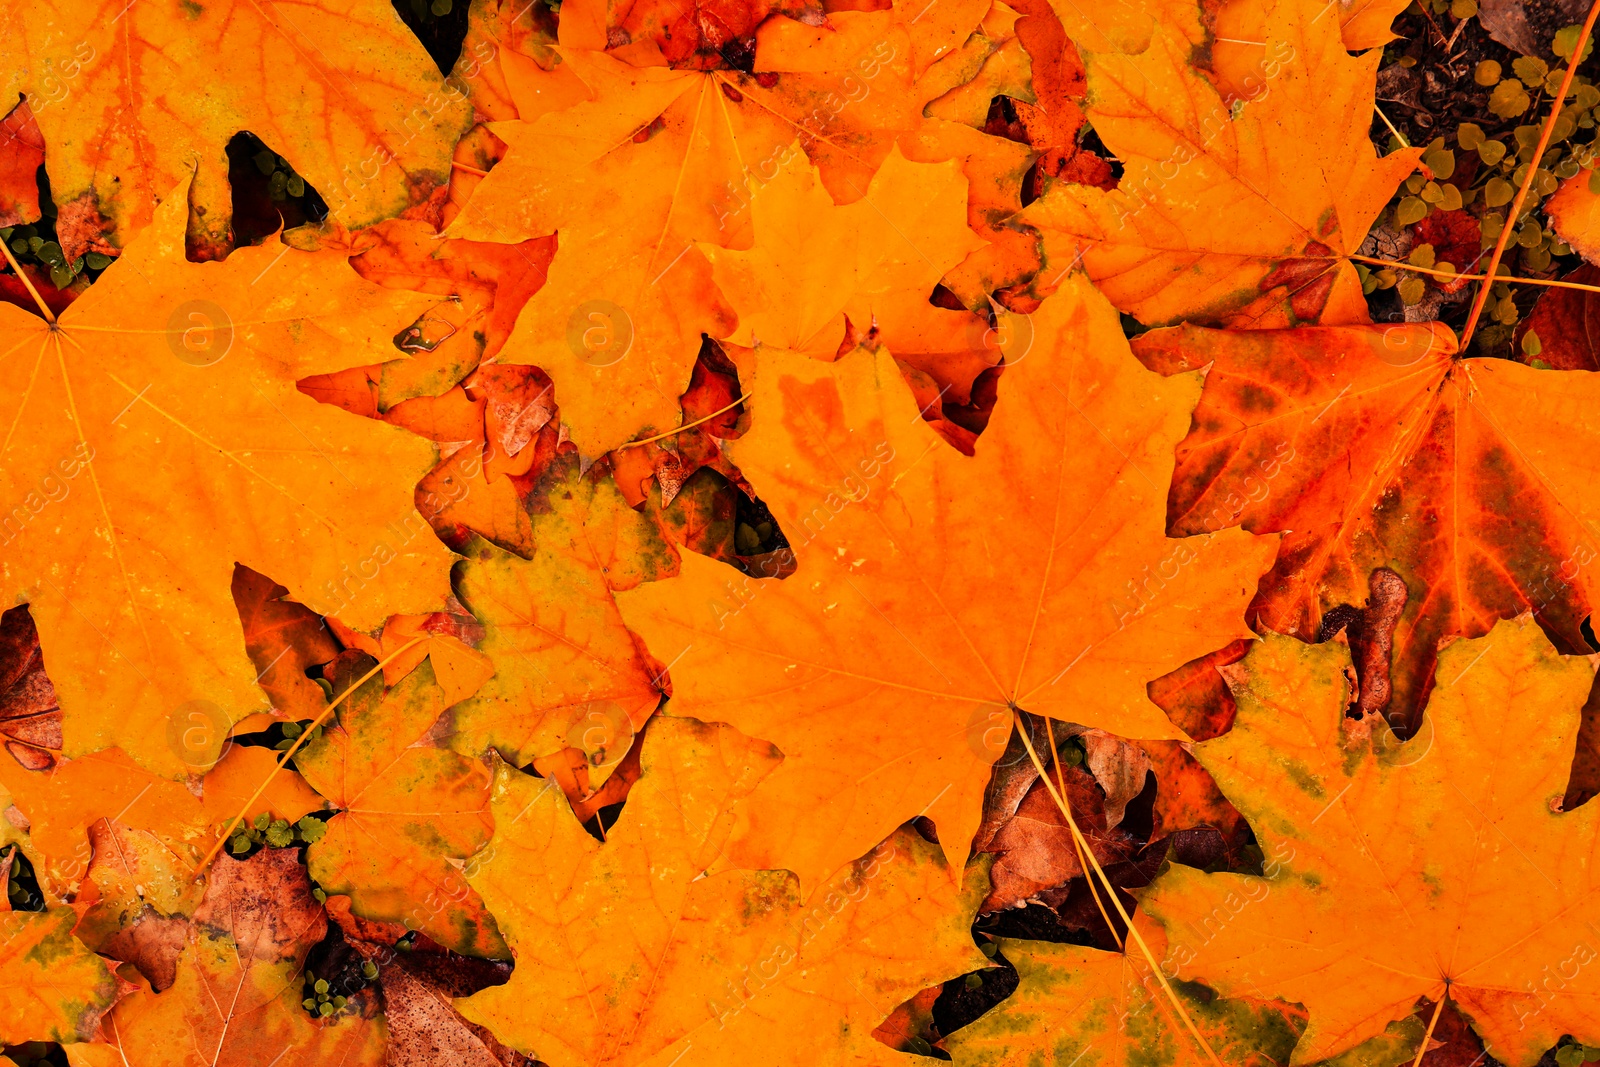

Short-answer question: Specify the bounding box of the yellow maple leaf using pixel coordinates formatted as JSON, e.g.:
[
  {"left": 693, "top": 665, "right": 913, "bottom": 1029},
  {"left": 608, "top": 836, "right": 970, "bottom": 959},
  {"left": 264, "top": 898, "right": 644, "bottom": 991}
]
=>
[{"left": 0, "top": 184, "right": 454, "bottom": 777}]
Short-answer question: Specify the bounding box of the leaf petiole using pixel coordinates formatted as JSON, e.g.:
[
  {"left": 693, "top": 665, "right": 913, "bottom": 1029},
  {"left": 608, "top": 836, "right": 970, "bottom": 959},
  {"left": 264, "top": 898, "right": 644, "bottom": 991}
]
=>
[{"left": 1017, "top": 719, "right": 1228, "bottom": 1067}]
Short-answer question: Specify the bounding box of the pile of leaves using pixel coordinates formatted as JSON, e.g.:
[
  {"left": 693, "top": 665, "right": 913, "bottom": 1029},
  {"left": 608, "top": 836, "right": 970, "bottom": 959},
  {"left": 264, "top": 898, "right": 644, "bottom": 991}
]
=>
[{"left": 1, "top": 0, "right": 1599, "bottom": 1063}]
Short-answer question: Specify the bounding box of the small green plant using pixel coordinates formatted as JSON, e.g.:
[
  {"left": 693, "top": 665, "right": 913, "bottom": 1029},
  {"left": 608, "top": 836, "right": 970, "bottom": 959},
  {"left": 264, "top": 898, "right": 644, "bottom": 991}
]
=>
[{"left": 227, "top": 811, "right": 328, "bottom": 857}]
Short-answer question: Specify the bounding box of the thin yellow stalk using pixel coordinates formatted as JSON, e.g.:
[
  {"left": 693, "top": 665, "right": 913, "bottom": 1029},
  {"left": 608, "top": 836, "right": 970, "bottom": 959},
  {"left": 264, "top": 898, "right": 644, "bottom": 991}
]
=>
[
  {"left": 1460, "top": 0, "right": 1600, "bottom": 347},
  {"left": 1017, "top": 721, "right": 1227, "bottom": 1067},
  {"left": 0, "top": 237, "right": 55, "bottom": 323},
  {"left": 195, "top": 635, "right": 426, "bottom": 877}
]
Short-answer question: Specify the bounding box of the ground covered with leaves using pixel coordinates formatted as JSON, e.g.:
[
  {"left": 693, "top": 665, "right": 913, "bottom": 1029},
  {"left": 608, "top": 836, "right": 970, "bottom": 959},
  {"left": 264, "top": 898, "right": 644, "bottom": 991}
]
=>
[{"left": 1, "top": 0, "right": 1600, "bottom": 1063}]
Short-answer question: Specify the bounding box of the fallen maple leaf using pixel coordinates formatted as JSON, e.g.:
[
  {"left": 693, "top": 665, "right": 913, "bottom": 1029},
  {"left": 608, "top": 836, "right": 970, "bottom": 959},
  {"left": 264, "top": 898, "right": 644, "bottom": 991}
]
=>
[
  {"left": 0, "top": 0, "right": 468, "bottom": 256},
  {"left": 70, "top": 848, "right": 384, "bottom": 1067},
  {"left": 294, "top": 647, "right": 507, "bottom": 958},
  {"left": 447, "top": 0, "right": 999, "bottom": 452},
  {"left": 1142, "top": 615, "right": 1600, "bottom": 1066},
  {"left": 1023, "top": 0, "right": 1420, "bottom": 327},
  {"left": 701, "top": 145, "right": 987, "bottom": 357},
  {"left": 457, "top": 715, "right": 989, "bottom": 1067},
  {"left": 74, "top": 819, "right": 203, "bottom": 993},
  {"left": 442, "top": 455, "right": 671, "bottom": 778},
  {"left": 615, "top": 274, "right": 1276, "bottom": 891},
  {"left": 1132, "top": 317, "right": 1600, "bottom": 733},
  {"left": 0, "top": 901, "right": 117, "bottom": 1045},
  {"left": 943, "top": 925, "right": 1425, "bottom": 1067},
  {"left": 0, "top": 183, "right": 455, "bottom": 777}
]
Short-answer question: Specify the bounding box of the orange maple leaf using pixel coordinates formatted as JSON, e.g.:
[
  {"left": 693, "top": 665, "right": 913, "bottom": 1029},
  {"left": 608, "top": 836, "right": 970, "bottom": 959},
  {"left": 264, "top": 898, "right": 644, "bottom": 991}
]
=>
[
  {"left": 1142, "top": 615, "right": 1600, "bottom": 1067},
  {"left": 447, "top": 0, "right": 1000, "bottom": 452},
  {"left": 0, "top": 185, "right": 455, "bottom": 776},
  {"left": 457, "top": 715, "right": 989, "bottom": 1067},
  {"left": 1132, "top": 319, "right": 1599, "bottom": 733},
  {"left": 0, "top": 897, "right": 116, "bottom": 1045},
  {"left": 615, "top": 275, "right": 1275, "bottom": 891},
  {"left": 701, "top": 145, "right": 987, "bottom": 356},
  {"left": 0, "top": 0, "right": 468, "bottom": 254},
  {"left": 294, "top": 647, "right": 507, "bottom": 958},
  {"left": 444, "top": 456, "right": 672, "bottom": 777},
  {"left": 1022, "top": 0, "right": 1419, "bottom": 327}
]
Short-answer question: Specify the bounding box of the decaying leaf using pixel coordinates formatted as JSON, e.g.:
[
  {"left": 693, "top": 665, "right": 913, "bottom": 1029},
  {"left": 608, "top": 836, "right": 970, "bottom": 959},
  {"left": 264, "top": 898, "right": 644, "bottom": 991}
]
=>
[
  {"left": 443, "top": 455, "right": 673, "bottom": 777},
  {"left": 295, "top": 646, "right": 506, "bottom": 958},
  {"left": 0, "top": 904, "right": 117, "bottom": 1045},
  {"left": 69, "top": 848, "right": 383, "bottom": 1067}
]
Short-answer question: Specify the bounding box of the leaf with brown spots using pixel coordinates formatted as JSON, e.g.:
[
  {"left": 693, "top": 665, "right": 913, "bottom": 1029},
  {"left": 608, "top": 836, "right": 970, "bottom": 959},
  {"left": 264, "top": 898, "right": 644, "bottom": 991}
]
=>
[
  {"left": 1143, "top": 617, "right": 1600, "bottom": 1067},
  {"left": 294, "top": 647, "right": 507, "bottom": 958},
  {"left": 1132, "top": 317, "right": 1600, "bottom": 733}
]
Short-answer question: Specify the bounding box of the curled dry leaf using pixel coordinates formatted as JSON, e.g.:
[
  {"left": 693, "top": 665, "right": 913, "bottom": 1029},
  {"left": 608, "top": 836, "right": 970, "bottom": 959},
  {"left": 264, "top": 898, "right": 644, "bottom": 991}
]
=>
[{"left": 978, "top": 762, "right": 1135, "bottom": 913}]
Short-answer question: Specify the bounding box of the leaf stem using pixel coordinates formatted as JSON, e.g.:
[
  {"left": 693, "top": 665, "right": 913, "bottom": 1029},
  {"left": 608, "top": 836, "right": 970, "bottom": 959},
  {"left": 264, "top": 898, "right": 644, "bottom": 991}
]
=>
[
  {"left": 1347, "top": 254, "right": 1600, "bottom": 293},
  {"left": 1374, "top": 105, "right": 1411, "bottom": 149},
  {"left": 1459, "top": 0, "right": 1600, "bottom": 348},
  {"left": 1411, "top": 992, "right": 1448, "bottom": 1067},
  {"left": 1045, "top": 716, "right": 1123, "bottom": 951},
  {"left": 451, "top": 160, "right": 491, "bottom": 177},
  {"left": 616, "top": 395, "right": 745, "bottom": 451},
  {"left": 0, "top": 236, "right": 55, "bottom": 323},
  {"left": 1016, "top": 719, "right": 1227, "bottom": 1067},
  {"left": 194, "top": 635, "right": 426, "bottom": 878}
]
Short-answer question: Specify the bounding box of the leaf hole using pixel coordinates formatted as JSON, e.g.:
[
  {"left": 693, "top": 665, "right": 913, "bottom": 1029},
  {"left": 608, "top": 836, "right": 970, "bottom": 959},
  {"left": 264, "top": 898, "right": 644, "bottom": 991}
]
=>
[{"left": 223, "top": 132, "right": 329, "bottom": 255}]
